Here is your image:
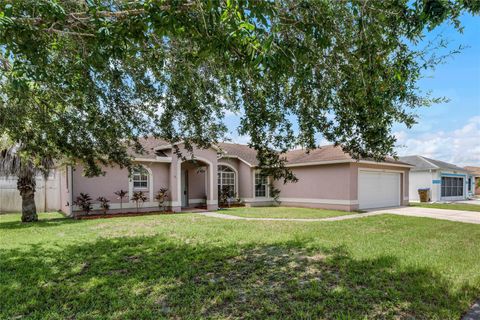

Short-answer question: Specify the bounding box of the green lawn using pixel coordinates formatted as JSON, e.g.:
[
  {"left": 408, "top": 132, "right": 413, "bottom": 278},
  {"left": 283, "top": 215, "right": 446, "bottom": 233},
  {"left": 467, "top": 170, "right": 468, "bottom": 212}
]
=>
[
  {"left": 410, "top": 202, "right": 480, "bottom": 212},
  {"left": 219, "top": 206, "right": 356, "bottom": 218},
  {"left": 1, "top": 210, "right": 480, "bottom": 319}
]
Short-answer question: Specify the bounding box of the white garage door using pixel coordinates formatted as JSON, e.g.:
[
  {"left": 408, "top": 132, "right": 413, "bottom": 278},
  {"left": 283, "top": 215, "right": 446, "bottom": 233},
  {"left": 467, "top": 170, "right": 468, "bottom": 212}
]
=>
[{"left": 358, "top": 171, "right": 401, "bottom": 209}]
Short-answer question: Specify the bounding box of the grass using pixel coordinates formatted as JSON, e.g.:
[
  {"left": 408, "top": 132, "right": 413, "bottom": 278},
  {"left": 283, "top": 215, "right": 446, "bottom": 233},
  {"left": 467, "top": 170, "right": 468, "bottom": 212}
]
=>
[
  {"left": 1, "top": 209, "right": 480, "bottom": 319},
  {"left": 218, "top": 206, "right": 356, "bottom": 218},
  {"left": 410, "top": 202, "right": 480, "bottom": 212}
]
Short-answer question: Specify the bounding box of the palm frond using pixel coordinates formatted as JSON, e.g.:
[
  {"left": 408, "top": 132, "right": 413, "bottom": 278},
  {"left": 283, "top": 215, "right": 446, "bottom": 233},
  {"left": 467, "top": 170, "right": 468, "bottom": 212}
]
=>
[{"left": 0, "top": 144, "right": 54, "bottom": 180}]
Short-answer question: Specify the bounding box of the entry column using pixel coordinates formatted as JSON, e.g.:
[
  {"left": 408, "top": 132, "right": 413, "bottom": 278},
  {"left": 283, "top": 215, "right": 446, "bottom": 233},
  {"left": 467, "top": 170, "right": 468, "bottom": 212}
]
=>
[{"left": 169, "top": 160, "right": 181, "bottom": 212}]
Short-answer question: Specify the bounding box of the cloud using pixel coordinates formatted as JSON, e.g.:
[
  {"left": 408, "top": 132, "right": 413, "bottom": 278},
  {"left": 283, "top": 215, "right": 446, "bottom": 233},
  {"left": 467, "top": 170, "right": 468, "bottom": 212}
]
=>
[{"left": 395, "top": 116, "right": 480, "bottom": 166}]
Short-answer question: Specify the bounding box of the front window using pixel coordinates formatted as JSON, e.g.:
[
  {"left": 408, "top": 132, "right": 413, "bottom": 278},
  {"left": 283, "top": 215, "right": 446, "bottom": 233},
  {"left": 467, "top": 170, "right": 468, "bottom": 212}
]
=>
[
  {"left": 132, "top": 166, "right": 149, "bottom": 189},
  {"left": 218, "top": 165, "right": 236, "bottom": 198},
  {"left": 441, "top": 176, "right": 463, "bottom": 197},
  {"left": 468, "top": 178, "right": 472, "bottom": 192},
  {"left": 255, "top": 172, "right": 268, "bottom": 197}
]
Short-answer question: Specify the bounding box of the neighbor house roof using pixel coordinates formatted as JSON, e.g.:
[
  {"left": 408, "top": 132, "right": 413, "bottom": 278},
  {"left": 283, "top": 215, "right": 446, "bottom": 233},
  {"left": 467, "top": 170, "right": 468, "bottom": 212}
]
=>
[
  {"left": 399, "top": 155, "right": 467, "bottom": 172},
  {"left": 465, "top": 166, "right": 480, "bottom": 176}
]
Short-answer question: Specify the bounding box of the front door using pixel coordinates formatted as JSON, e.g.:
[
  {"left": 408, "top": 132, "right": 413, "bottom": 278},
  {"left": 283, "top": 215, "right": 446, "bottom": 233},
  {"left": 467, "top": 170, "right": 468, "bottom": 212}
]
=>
[{"left": 181, "top": 170, "right": 189, "bottom": 207}]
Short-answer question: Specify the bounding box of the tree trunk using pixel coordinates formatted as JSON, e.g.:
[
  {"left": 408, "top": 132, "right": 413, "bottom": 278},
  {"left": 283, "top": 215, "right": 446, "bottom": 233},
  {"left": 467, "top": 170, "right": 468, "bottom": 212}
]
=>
[{"left": 17, "top": 177, "right": 38, "bottom": 222}]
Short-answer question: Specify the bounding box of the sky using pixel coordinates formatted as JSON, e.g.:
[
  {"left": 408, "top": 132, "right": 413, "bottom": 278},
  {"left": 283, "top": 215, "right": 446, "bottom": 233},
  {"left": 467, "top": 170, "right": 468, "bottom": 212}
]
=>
[
  {"left": 393, "top": 13, "right": 480, "bottom": 166},
  {"left": 224, "top": 13, "right": 480, "bottom": 166}
]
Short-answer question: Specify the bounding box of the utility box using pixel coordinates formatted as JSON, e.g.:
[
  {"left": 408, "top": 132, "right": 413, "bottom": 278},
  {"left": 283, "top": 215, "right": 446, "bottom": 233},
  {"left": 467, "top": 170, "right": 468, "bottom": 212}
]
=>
[{"left": 418, "top": 188, "right": 430, "bottom": 202}]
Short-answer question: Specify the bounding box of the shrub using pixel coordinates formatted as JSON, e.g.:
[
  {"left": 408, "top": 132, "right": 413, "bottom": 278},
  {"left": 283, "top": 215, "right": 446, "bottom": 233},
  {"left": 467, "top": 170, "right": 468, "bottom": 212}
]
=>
[
  {"left": 73, "top": 193, "right": 93, "bottom": 215},
  {"left": 97, "top": 197, "right": 110, "bottom": 215},
  {"left": 154, "top": 187, "right": 169, "bottom": 212},
  {"left": 219, "top": 186, "right": 235, "bottom": 207},
  {"left": 114, "top": 189, "right": 128, "bottom": 213},
  {"left": 131, "top": 191, "right": 147, "bottom": 213}
]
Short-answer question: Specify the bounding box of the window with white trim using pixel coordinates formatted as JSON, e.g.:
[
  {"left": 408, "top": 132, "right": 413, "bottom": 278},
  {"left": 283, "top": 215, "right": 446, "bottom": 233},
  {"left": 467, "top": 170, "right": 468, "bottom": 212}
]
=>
[
  {"left": 218, "top": 165, "right": 236, "bottom": 197},
  {"left": 132, "top": 166, "right": 149, "bottom": 189},
  {"left": 255, "top": 172, "right": 268, "bottom": 197}
]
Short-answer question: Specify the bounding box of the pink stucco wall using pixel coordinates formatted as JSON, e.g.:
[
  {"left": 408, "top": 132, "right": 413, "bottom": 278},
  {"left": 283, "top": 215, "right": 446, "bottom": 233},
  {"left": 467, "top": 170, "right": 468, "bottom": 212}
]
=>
[
  {"left": 73, "top": 162, "right": 169, "bottom": 203},
  {"left": 187, "top": 167, "right": 206, "bottom": 200},
  {"left": 269, "top": 162, "right": 410, "bottom": 211},
  {"left": 73, "top": 165, "right": 129, "bottom": 203},
  {"left": 274, "top": 163, "right": 352, "bottom": 200},
  {"left": 237, "top": 161, "right": 254, "bottom": 198}
]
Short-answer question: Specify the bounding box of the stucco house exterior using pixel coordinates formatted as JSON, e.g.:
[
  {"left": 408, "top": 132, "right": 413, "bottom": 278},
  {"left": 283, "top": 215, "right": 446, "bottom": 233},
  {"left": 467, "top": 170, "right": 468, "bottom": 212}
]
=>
[
  {"left": 56, "top": 138, "right": 411, "bottom": 216},
  {"left": 464, "top": 166, "right": 480, "bottom": 196},
  {"left": 400, "top": 156, "right": 476, "bottom": 202}
]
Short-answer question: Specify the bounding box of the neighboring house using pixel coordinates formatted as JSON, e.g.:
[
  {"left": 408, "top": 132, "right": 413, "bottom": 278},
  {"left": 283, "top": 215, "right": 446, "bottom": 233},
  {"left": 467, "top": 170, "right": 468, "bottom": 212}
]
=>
[
  {"left": 55, "top": 138, "right": 411, "bottom": 216},
  {"left": 464, "top": 166, "right": 480, "bottom": 196},
  {"left": 400, "top": 156, "right": 475, "bottom": 202}
]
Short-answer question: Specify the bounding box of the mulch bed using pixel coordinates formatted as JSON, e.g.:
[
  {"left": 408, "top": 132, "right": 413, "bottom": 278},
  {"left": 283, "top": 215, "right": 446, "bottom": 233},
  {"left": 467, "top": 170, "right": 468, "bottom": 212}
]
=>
[
  {"left": 219, "top": 203, "right": 246, "bottom": 209},
  {"left": 75, "top": 203, "right": 245, "bottom": 220},
  {"left": 75, "top": 210, "right": 175, "bottom": 220}
]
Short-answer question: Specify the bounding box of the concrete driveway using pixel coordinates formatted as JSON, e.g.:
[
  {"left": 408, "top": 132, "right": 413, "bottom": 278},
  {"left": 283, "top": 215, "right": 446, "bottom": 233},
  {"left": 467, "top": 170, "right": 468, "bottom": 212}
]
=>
[
  {"left": 455, "top": 199, "right": 480, "bottom": 205},
  {"left": 369, "top": 206, "right": 480, "bottom": 224}
]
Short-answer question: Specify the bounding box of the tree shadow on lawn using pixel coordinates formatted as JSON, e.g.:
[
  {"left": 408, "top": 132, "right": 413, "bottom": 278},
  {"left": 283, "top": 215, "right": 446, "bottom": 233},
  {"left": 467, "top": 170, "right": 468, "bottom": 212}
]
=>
[
  {"left": 1, "top": 236, "right": 477, "bottom": 319},
  {"left": 0, "top": 216, "right": 81, "bottom": 230}
]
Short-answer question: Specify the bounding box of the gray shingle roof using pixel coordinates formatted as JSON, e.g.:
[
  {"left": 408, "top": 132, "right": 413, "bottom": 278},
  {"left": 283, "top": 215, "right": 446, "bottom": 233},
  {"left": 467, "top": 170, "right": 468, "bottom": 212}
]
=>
[
  {"left": 399, "top": 155, "right": 467, "bottom": 172},
  {"left": 129, "top": 137, "right": 411, "bottom": 167},
  {"left": 217, "top": 143, "right": 259, "bottom": 166},
  {"left": 220, "top": 143, "right": 410, "bottom": 167},
  {"left": 128, "top": 137, "right": 168, "bottom": 159}
]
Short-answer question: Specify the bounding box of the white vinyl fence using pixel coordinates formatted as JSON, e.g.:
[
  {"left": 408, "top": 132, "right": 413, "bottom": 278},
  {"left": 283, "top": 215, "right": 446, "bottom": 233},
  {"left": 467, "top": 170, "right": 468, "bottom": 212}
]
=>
[{"left": 0, "top": 171, "right": 60, "bottom": 213}]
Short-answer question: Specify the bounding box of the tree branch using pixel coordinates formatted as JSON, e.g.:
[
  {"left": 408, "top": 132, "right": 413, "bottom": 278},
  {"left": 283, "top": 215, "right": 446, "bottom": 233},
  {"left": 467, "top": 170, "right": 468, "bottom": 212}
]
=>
[
  {"left": 46, "top": 29, "right": 95, "bottom": 38},
  {"left": 12, "top": 2, "right": 197, "bottom": 26}
]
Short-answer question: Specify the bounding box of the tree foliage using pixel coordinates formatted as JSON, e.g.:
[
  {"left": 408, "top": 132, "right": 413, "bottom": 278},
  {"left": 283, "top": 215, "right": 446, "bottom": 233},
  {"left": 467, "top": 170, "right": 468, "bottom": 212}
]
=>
[{"left": 0, "top": 0, "right": 478, "bottom": 180}]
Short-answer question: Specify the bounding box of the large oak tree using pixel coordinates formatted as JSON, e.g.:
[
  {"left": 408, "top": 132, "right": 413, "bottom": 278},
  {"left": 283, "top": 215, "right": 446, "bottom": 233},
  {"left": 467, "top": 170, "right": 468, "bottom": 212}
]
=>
[{"left": 0, "top": 0, "right": 478, "bottom": 220}]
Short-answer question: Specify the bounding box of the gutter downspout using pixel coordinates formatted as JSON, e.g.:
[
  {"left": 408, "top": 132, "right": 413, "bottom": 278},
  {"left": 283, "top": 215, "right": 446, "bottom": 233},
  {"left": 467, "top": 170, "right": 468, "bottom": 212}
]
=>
[{"left": 68, "top": 166, "right": 73, "bottom": 217}]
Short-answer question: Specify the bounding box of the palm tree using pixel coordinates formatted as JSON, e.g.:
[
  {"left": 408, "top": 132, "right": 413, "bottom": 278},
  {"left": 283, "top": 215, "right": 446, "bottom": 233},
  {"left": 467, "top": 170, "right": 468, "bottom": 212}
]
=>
[{"left": 0, "top": 144, "right": 54, "bottom": 222}]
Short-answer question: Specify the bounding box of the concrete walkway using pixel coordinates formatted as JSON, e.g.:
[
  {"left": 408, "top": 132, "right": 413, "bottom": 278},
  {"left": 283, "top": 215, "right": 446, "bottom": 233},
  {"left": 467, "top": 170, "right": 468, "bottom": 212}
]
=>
[
  {"left": 196, "top": 206, "right": 480, "bottom": 224},
  {"left": 196, "top": 211, "right": 383, "bottom": 222},
  {"left": 463, "top": 300, "right": 480, "bottom": 320}
]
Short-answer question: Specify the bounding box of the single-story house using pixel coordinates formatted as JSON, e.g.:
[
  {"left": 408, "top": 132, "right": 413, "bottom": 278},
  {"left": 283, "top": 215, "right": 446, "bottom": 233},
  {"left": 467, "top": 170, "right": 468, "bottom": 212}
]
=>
[
  {"left": 400, "top": 155, "right": 476, "bottom": 202},
  {"left": 464, "top": 166, "right": 480, "bottom": 196},
  {"left": 54, "top": 138, "right": 411, "bottom": 216}
]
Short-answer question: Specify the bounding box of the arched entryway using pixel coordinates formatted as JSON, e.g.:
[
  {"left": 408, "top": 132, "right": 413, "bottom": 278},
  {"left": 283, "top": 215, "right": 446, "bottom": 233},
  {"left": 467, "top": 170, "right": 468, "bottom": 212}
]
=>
[{"left": 178, "top": 158, "right": 215, "bottom": 210}]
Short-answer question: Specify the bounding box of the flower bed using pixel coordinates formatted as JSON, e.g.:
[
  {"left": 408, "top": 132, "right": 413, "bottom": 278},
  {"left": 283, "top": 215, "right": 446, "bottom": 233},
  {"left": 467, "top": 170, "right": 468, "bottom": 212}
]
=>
[{"left": 75, "top": 210, "right": 175, "bottom": 220}]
